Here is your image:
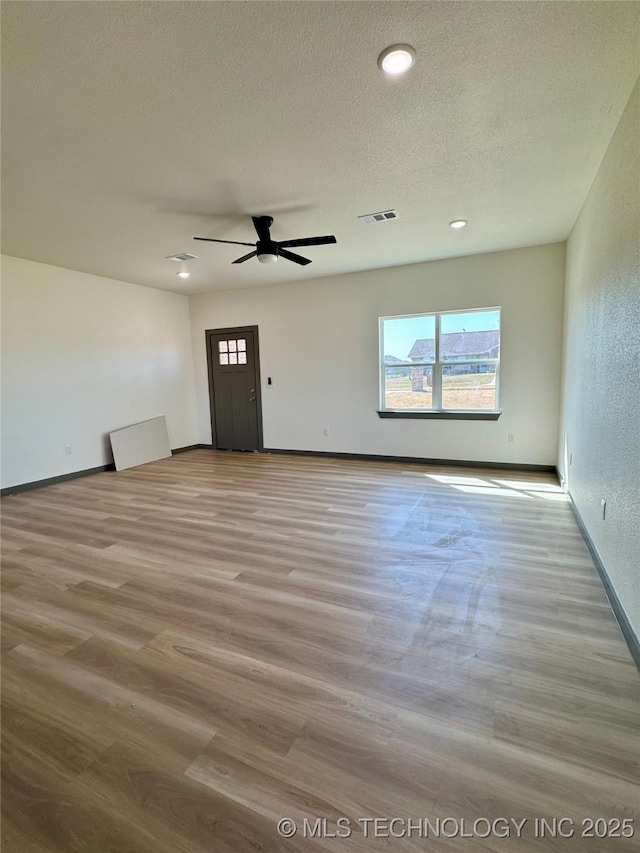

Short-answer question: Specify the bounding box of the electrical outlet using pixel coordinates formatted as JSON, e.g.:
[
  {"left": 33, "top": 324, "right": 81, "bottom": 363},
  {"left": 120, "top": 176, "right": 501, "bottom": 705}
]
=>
[
  {"left": 601, "top": 499, "right": 606, "bottom": 520},
  {"left": 508, "top": 433, "right": 515, "bottom": 443},
  {"left": 323, "top": 428, "right": 330, "bottom": 437},
  {"left": 64, "top": 444, "right": 72, "bottom": 455}
]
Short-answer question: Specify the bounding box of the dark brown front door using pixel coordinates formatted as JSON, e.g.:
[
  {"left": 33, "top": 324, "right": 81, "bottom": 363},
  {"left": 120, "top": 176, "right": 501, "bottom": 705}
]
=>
[{"left": 206, "top": 327, "right": 262, "bottom": 451}]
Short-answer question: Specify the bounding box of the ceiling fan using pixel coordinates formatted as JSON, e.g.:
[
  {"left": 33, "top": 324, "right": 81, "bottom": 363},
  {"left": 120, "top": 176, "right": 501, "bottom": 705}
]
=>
[{"left": 194, "top": 215, "right": 336, "bottom": 266}]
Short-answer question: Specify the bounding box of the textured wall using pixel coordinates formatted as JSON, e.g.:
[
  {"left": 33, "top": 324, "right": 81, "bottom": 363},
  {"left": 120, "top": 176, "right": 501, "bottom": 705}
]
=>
[
  {"left": 190, "top": 243, "right": 565, "bottom": 466},
  {"left": 1, "top": 256, "right": 198, "bottom": 488},
  {"left": 558, "top": 80, "right": 640, "bottom": 639}
]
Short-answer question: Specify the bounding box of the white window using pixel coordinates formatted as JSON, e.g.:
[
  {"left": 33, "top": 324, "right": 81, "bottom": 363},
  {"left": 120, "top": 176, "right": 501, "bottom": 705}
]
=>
[{"left": 379, "top": 308, "right": 500, "bottom": 413}]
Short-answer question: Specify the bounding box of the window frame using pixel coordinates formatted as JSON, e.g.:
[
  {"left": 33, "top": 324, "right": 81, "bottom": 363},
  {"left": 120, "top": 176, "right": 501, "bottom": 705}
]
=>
[{"left": 378, "top": 307, "right": 501, "bottom": 417}]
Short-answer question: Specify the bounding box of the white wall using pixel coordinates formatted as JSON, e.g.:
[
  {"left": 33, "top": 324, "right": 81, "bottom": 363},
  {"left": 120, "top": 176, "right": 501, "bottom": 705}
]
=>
[
  {"left": 1, "top": 255, "right": 198, "bottom": 489},
  {"left": 190, "top": 243, "right": 565, "bottom": 466},
  {"left": 558, "top": 80, "right": 640, "bottom": 639}
]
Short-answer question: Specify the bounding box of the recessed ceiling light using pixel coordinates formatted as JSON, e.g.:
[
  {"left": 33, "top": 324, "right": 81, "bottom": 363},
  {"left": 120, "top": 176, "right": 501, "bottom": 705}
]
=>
[
  {"left": 177, "top": 271, "right": 191, "bottom": 279},
  {"left": 378, "top": 44, "right": 416, "bottom": 75},
  {"left": 449, "top": 219, "right": 468, "bottom": 230}
]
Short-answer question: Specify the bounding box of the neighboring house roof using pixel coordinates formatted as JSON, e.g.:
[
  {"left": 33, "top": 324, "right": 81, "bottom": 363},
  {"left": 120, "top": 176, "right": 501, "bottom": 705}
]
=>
[
  {"left": 408, "top": 339, "right": 435, "bottom": 360},
  {"left": 408, "top": 330, "right": 499, "bottom": 360},
  {"left": 383, "top": 354, "right": 404, "bottom": 364}
]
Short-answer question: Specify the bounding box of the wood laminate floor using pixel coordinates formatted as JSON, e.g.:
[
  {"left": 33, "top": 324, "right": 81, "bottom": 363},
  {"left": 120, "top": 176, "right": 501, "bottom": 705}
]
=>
[{"left": 1, "top": 450, "right": 638, "bottom": 852}]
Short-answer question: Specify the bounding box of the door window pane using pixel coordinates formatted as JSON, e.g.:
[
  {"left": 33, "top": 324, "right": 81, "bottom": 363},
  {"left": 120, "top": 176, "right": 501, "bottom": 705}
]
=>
[
  {"left": 384, "top": 365, "right": 433, "bottom": 409},
  {"left": 440, "top": 310, "right": 500, "bottom": 362},
  {"left": 228, "top": 340, "right": 237, "bottom": 352},
  {"left": 219, "top": 353, "right": 229, "bottom": 365},
  {"left": 441, "top": 363, "right": 496, "bottom": 410},
  {"left": 382, "top": 315, "right": 435, "bottom": 365},
  {"left": 229, "top": 352, "right": 238, "bottom": 364},
  {"left": 218, "top": 341, "right": 228, "bottom": 352},
  {"left": 238, "top": 352, "right": 247, "bottom": 364},
  {"left": 237, "top": 339, "right": 246, "bottom": 351}
]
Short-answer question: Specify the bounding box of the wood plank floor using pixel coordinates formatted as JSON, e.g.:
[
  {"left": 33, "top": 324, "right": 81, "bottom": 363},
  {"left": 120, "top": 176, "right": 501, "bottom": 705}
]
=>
[{"left": 1, "top": 449, "right": 638, "bottom": 852}]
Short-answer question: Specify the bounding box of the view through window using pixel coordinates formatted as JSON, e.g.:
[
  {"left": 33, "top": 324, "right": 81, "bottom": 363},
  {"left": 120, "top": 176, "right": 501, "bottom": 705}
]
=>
[{"left": 380, "top": 308, "right": 501, "bottom": 412}]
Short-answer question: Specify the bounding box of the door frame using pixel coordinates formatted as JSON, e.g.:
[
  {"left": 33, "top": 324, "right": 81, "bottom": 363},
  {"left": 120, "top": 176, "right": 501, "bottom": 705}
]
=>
[{"left": 205, "top": 325, "right": 264, "bottom": 451}]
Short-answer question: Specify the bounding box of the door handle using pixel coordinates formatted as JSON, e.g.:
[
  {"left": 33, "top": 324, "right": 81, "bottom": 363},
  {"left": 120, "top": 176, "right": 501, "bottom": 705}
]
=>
[{"left": 249, "top": 395, "right": 256, "bottom": 402}]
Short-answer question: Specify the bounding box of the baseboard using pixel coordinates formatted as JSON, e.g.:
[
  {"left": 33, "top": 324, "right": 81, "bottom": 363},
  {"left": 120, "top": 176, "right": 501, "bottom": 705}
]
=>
[
  {"left": 0, "top": 464, "right": 116, "bottom": 497},
  {"left": 262, "top": 447, "right": 557, "bottom": 473},
  {"left": 568, "top": 494, "right": 640, "bottom": 671},
  {"left": 0, "top": 446, "right": 555, "bottom": 494},
  {"left": 1, "top": 445, "right": 213, "bottom": 496}
]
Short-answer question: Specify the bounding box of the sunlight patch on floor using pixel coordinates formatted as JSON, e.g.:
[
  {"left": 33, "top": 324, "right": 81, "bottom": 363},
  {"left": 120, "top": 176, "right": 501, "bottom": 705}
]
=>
[{"left": 427, "top": 473, "right": 566, "bottom": 501}]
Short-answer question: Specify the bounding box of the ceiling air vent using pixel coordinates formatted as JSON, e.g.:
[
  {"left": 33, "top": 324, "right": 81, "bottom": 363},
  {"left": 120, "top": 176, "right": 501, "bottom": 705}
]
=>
[
  {"left": 165, "top": 252, "right": 198, "bottom": 262},
  {"left": 358, "top": 209, "right": 398, "bottom": 224}
]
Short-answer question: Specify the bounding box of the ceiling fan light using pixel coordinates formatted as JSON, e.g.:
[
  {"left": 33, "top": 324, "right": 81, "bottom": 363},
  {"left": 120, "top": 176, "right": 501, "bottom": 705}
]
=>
[{"left": 257, "top": 252, "right": 278, "bottom": 264}]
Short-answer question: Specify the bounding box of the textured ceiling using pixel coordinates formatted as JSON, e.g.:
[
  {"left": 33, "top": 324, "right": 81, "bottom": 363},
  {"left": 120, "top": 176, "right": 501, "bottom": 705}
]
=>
[{"left": 2, "top": 1, "right": 639, "bottom": 294}]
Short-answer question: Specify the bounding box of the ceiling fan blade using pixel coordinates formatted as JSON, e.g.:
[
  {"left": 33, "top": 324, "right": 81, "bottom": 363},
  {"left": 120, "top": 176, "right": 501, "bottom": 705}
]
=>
[
  {"left": 279, "top": 248, "right": 312, "bottom": 266},
  {"left": 251, "top": 215, "right": 273, "bottom": 242},
  {"left": 193, "top": 237, "right": 255, "bottom": 246},
  {"left": 232, "top": 251, "right": 258, "bottom": 264},
  {"left": 277, "top": 235, "right": 337, "bottom": 248}
]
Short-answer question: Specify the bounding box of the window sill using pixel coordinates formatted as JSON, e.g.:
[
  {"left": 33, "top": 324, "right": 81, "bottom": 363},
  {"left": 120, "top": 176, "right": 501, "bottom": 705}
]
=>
[{"left": 377, "top": 410, "right": 502, "bottom": 420}]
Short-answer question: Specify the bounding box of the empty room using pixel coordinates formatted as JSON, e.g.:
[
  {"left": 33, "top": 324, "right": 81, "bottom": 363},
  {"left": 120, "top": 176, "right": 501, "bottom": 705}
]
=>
[{"left": 1, "top": 2, "right": 639, "bottom": 851}]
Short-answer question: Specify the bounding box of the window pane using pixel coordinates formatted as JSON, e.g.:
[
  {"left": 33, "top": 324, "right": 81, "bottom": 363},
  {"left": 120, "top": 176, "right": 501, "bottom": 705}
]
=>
[
  {"left": 440, "top": 310, "right": 500, "bottom": 362},
  {"left": 219, "top": 353, "right": 228, "bottom": 365},
  {"left": 238, "top": 352, "right": 247, "bottom": 364},
  {"left": 228, "top": 340, "right": 237, "bottom": 352},
  {"left": 384, "top": 365, "right": 433, "bottom": 409},
  {"left": 382, "top": 315, "right": 435, "bottom": 365},
  {"left": 229, "top": 352, "right": 238, "bottom": 364},
  {"left": 442, "top": 363, "right": 496, "bottom": 410},
  {"left": 218, "top": 341, "right": 228, "bottom": 352},
  {"left": 237, "top": 339, "right": 246, "bottom": 351}
]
